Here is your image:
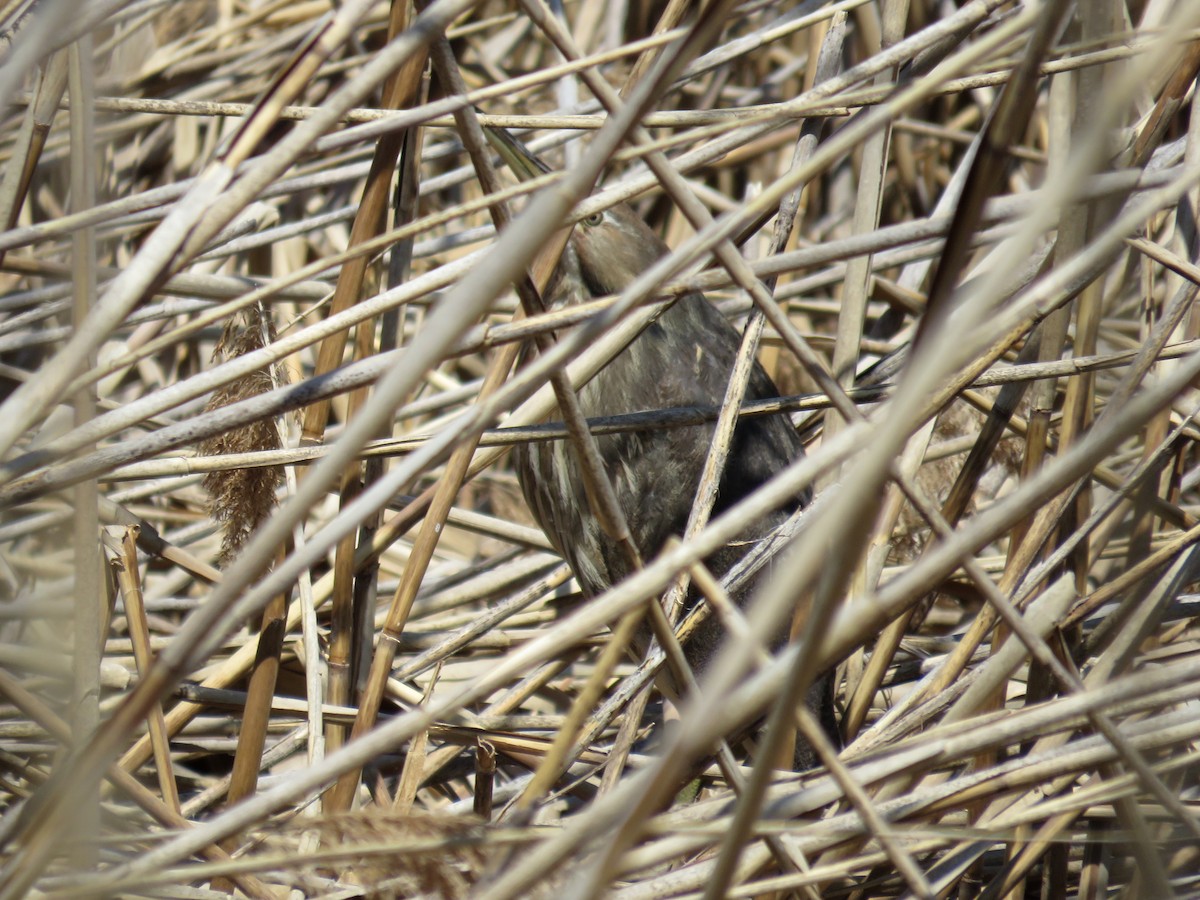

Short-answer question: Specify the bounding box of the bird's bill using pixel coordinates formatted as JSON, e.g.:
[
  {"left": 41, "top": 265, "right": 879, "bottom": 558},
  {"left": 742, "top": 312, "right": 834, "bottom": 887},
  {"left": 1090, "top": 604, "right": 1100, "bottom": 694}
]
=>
[
  {"left": 481, "top": 121, "right": 551, "bottom": 182},
  {"left": 479, "top": 117, "right": 576, "bottom": 295}
]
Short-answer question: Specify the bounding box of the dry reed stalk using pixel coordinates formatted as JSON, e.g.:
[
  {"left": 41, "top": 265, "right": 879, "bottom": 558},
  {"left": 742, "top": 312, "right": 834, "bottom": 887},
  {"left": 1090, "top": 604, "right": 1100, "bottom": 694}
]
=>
[{"left": 1, "top": 2, "right": 1200, "bottom": 899}]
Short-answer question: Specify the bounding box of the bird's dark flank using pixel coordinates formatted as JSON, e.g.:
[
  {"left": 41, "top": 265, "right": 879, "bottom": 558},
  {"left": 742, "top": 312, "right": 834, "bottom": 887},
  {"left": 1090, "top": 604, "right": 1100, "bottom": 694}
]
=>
[{"left": 488, "top": 125, "right": 838, "bottom": 768}]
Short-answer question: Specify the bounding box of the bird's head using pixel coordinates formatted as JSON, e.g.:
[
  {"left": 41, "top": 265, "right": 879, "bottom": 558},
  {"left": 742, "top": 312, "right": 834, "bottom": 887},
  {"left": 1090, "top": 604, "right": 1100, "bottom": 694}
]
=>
[
  {"left": 482, "top": 121, "right": 667, "bottom": 299},
  {"left": 570, "top": 203, "right": 664, "bottom": 295}
]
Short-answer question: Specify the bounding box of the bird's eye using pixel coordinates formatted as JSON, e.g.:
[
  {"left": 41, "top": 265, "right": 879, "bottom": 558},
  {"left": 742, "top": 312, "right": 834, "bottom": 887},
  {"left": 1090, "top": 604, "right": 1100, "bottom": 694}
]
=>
[{"left": 583, "top": 212, "right": 604, "bottom": 227}]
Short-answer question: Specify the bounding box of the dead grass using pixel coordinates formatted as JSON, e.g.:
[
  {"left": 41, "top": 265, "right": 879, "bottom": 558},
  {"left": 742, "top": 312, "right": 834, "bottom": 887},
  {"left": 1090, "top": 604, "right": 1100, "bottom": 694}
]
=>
[{"left": 0, "top": 1, "right": 1199, "bottom": 897}]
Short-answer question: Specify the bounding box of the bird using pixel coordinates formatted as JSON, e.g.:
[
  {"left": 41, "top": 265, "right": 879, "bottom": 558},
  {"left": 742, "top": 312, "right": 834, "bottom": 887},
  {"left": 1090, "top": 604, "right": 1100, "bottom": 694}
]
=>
[{"left": 485, "top": 123, "right": 838, "bottom": 768}]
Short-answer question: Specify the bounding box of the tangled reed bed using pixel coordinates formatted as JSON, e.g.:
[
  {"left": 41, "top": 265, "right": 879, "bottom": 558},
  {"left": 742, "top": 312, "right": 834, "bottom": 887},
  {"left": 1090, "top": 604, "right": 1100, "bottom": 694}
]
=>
[{"left": 0, "top": 0, "right": 1199, "bottom": 897}]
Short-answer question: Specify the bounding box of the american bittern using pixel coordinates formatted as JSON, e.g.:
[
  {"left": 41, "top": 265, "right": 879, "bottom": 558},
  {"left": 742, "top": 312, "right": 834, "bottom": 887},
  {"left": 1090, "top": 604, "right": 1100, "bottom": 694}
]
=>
[{"left": 487, "top": 124, "right": 837, "bottom": 767}]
